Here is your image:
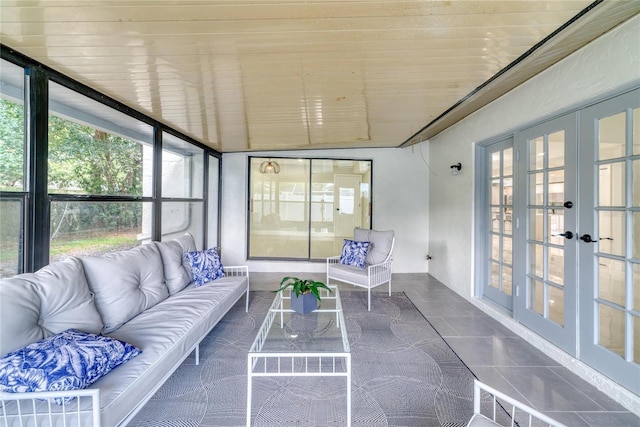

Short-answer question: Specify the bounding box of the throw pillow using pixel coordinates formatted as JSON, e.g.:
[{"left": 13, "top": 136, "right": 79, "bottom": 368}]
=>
[
  {"left": 184, "top": 248, "right": 225, "bottom": 286},
  {"left": 339, "top": 239, "right": 370, "bottom": 268},
  {"left": 0, "top": 329, "right": 141, "bottom": 405}
]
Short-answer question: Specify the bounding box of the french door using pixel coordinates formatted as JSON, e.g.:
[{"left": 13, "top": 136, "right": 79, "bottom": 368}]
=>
[
  {"left": 578, "top": 89, "right": 639, "bottom": 394},
  {"left": 516, "top": 113, "right": 578, "bottom": 354},
  {"left": 483, "top": 139, "right": 514, "bottom": 310}
]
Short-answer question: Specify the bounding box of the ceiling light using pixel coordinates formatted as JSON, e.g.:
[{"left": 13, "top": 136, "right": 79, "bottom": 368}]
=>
[{"left": 259, "top": 159, "right": 281, "bottom": 174}]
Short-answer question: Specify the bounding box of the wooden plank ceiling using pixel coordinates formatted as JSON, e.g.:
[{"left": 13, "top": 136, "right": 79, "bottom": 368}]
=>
[{"left": 1, "top": 1, "right": 638, "bottom": 152}]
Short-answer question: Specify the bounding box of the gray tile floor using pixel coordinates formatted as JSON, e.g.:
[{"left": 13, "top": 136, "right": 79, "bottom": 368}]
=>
[{"left": 250, "top": 272, "right": 640, "bottom": 426}]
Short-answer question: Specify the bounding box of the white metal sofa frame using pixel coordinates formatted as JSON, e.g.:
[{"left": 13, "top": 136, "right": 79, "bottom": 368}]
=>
[
  {"left": 326, "top": 236, "right": 395, "bottom": 311},
  {"left": 0, "top": 265, "right": 250, "bottom": 427},
  {"left": 469, "top": 379, "right": 567, "bottom": 427}
]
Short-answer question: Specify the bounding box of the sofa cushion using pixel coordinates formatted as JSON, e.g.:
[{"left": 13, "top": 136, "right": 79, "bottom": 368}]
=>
[
  {"left": 354, "top": 228, "right": 394, "bottom": 265},
  {"left": 0, "top": 257, "right": 103, "bottom": 356},
  {"left": 81, "top": 243, "right": 169, "bottom": 333},
  {"left": 156, "top": 233, "right": 197, "bottom": 294},
  {"left": 0, "top": 329, "right": 140, "bottom": 404},
  {"left": 339, "top": 239, "right": 370, "bottom": 268},
  {"left": 184, "top": 247, "right": 225, "bottom": 286}
]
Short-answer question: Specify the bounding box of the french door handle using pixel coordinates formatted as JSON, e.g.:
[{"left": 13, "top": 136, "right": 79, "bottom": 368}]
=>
[
  {"left": 579, "top": 234, "right": 613, "bottom": 243},
  {"left": 552, "top": 231, "right": 573, "bottom": 239},
  {"left": 580, "top": 234, "right": 596, "bottom": 243}
]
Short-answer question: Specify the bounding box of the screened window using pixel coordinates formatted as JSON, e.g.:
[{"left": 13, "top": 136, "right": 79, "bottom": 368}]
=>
[
  {"left": 160, "top": 132, "right": 205, "bottom": 246},
  {"left": 0, "top": 59, "right": 26, "bottom": 277},
  {"left": 48, "top": 81, "right": 154, "bottom": 262},
  {"left": 248, "top": 157, "right": 372, "bottom": 260}
]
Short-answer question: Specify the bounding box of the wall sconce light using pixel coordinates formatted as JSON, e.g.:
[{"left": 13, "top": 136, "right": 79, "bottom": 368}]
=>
[
  {"left": 259, "top": 159, "right": 281, "bottom": 174},
  {"left": 450, "top": 162, "right": 462, "bottom": 175}
]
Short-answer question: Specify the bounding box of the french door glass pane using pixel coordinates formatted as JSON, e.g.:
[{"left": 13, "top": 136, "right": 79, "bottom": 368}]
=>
[
  {"left": 50, "top": 201, "right": 150, "bottom": 263},
  {"left": 531, "top": 279, "right": 544, "bottom": 315},
  {"left": 548, "top": 210, "right": 565, "bottom": 246},
  {"left": 598, "top": 258, "right": 626, "bottom": 306},
  {"left": 599, "top": 112, "right": 626, "bottom": 160},
  {"left": 548, "top": 131, "right": 565, "bottom": 168},
  {"left": 503, "top": 177, "right": 513, "bottom": 207},
  {"left": 529, "top": 243, "right": 543, "bottom": 278},
  {"left": 548, "top": 246, "right": 564, "bottom": 286},
  {"left": 529, "top": 173, "right": 544, "bottom": 205},
  {"left": 491, "top": 234, "right": 499, "bottom": 261},
  {"left": 634, "top": 264, "right": 640, "bottom": 311},
  {"left": 529, "top": 209, "right": 544, "bottom": 242},
  {"left": 634, "top": 108, "right": 640, "bottom": 155},
  {"left": 491, "top": 179, "right": 501, "bottom": 204},
  {"left": 0, "top": 199, "right": 23, "bottom": 277},
  {"left": 491, "top": 207, "right": 500, "bottom": 232},
  {"left": 548, "top": 170, "right": 564, "bottom": 206},
  {"left": 598, "top": 210, "right": 625, "bottom": 256},
  {"left": 599, "top": 162, "right": 626, "bottom": 207},
  {"left": 503, "top": 236, "right": 512, "bottom": 264},
  {"left": 633, "top": 159, "right": 640, "bottom": 206},
  {"left": 635, "top": 316, "right": 640, "bottom": 364},
  {"left": 491, "top": 262, "right": 500, "bottom": 289},
  {"left": 491, "top": 152, "right": 501, "bottom": 177},
  {"left": 529, "top": 137, "right": 544, "bottom": 170},
  {"left": 502, "top": 266, "right": 512, "bottom": 295},
  {"left": 549, "top": 286, "right": 564, "bottom": 326},
  {"left": 503, "top": 148, "right": 513, "bottom": 175},
  {"left": 599, "top": 304, "right": 625, "bottom": 358},
  {"left": 634, "top": 212, "right": 640, "bottom": 258},
  {"left": 504, "top": 208, "right": 513, "bottom": 234}
]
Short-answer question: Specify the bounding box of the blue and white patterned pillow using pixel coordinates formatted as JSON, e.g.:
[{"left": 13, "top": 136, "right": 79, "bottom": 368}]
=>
[
  {"left": 339, "top": 239, "right": 370, "bottom": 268},
  {"left": 0, "top": 329, "right": 141, "bottom": 405},
  {"left": 184, "top": 248, "right": 225, "bottom": 286}
]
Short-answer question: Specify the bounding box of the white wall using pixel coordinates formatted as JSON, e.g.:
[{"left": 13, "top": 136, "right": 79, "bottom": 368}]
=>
[
  {"left": 428, "top": 15, "right": 640, "bottom": 297},
  {"left": 221, "top": 145, "right": 430, "bottom": 273}
]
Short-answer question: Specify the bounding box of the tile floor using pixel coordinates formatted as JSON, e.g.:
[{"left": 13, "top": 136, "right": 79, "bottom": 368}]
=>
[{"left": 250, "top": 272, "right": 640, "bottom": 426}]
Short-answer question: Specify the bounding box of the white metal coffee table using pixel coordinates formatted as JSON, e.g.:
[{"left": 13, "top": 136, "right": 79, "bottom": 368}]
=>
[{"left": 246, "top": 285, "right": 351, "bottom": 426}]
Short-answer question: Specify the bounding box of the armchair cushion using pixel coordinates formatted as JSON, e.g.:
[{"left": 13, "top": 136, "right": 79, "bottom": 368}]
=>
[
  {"left": 354, "top": 228, "right": 394, "bottom": 265},
  {"left": 328, "top": 262, "right": 391, "bottom": 286},
  {"left": 339, "top": 239, "right": 370, "bottom": 268}
]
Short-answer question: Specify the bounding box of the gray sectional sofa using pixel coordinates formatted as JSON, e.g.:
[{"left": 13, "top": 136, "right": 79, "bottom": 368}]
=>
[{"left": 0, "top": 233, "right": 249, "bottom": 427}]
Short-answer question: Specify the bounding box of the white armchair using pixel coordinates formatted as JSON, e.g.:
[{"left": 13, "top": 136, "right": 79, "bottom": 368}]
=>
[
  {"left": 326, "top": 228, "right": 394, "bottom": 311},
  {"left": 468, "top": 380, "right": 567, "bottom": 427}
]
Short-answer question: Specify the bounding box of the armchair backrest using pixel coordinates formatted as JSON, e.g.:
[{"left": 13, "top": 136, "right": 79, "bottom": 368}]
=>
[{"left": 354, "top": 228, "right": 395, "bottom": 265}]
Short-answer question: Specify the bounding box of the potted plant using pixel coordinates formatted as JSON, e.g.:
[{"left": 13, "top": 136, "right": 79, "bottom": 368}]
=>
[{"left": 274, "top": 276, "right": 333, "bottom": 314}]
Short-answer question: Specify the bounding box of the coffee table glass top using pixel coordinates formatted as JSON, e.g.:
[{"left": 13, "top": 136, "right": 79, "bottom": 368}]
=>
[{"left": 249, "top": 284, "right": 349, "bottom": 354}]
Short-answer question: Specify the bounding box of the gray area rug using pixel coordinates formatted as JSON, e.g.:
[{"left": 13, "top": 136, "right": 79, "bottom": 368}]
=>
[{"left": 130, "top": 291, "right": 476, "bottom": 426}]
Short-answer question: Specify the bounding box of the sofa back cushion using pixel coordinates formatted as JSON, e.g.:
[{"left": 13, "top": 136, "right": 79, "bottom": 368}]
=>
[
  {"left": 81, "top": 243, "right": 169, "bottom": 334},
  {"left": 0, "top": 257, "right": 103, "bottom": 356},
  {"left": 354, "top": 228, "right": 395, "bottom": 265},
  {"left": 156, "top": 233, "right": 197, "bottom": 294}
]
